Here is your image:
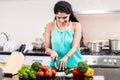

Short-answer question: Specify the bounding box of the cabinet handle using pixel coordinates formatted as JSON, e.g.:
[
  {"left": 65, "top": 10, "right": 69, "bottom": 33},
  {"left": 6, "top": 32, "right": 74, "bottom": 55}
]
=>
[{"left": 32, "top": 60, "right": 43, "bottom": 62}]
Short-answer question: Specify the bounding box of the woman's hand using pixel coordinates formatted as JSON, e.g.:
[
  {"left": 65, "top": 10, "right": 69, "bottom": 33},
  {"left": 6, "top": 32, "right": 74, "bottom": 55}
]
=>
[
  {"left": 58, "top": 55, "right": 69, "bottom": 70},
  {"left": 50, "top": 50, "right": 58, "bottom": 61}
]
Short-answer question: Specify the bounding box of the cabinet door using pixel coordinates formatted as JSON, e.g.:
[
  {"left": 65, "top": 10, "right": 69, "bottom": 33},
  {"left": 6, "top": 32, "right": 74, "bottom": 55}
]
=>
[
  {"left": 0, "top": 55, "right": 9, "bottom": 63},
  {"left": 24, "top": 56, "right": 51, "bottom": 67}
]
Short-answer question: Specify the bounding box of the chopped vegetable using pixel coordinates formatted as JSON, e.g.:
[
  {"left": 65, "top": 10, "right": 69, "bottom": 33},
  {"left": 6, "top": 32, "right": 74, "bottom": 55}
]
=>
[
  {"left": 31, "top": 61, "right": 42, "bottom": 71},
  {"left": 64, "top": 67, "right": 73, "bottom": 75},
  {"left": 77, "top": 61, "right": 89, "bottom": 73}
]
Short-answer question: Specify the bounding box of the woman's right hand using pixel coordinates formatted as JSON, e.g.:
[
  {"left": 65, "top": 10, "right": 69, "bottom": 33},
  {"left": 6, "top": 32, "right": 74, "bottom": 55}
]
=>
[{"left": 50, "top": 50, "right": 58, "bottom": 61}]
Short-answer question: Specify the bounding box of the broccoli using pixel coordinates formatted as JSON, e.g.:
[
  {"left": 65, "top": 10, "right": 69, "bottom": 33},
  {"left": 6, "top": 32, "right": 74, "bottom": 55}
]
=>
[{"left": 31, "top": 61, "right": 42, "bottom": 71}]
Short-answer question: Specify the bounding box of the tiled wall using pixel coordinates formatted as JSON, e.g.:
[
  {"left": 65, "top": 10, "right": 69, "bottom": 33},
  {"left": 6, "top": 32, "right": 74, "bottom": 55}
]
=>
[{"left": 76, "top": 13, "right": 120, "bottom": 45}]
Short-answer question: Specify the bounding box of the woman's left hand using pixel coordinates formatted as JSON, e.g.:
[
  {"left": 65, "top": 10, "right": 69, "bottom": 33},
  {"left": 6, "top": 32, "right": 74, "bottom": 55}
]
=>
[{"left": 58, "top": 55, "right": 69, "bottom": 70}]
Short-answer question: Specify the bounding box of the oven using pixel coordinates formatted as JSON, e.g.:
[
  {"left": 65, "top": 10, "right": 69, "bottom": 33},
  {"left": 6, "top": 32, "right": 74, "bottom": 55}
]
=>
[{"left": 82, "top": 55, "right": 120, "bottom": 80}]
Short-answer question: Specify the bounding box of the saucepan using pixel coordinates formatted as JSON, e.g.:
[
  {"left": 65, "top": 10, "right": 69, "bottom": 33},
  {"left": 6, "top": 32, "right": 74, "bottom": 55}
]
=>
[
  {"left": 109, "top": 39, "right": 120, "bottom": 52},
  {"left": 87, "top": 41, "right": 102, "bottom": 53}
]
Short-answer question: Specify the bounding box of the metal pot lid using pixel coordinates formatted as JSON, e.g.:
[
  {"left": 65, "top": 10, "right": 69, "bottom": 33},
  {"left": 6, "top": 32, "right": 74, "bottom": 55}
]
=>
[{"left": 109, "top": 39, "right": 120, "bottom": 41}]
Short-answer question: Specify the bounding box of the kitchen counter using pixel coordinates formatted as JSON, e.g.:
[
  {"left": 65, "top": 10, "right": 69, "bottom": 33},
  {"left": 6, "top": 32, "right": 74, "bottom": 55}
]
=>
[
  {"left": 3, "top": 74, "right": 103, "bottom": 80},
  {"left": 0, "top": 51, "right": 50, "bottom": 56},
  {"left": 2, "top": 71, "right": 120, "bottom": 80},
  {"left": 2, "top": 68, "right": 120, "bottom": 80},
  {"left": 1, "top": 51, "right": 120, "bottom": 80},
  {"left": 93, "top": 68, "right": 120, "bottom": 80}
]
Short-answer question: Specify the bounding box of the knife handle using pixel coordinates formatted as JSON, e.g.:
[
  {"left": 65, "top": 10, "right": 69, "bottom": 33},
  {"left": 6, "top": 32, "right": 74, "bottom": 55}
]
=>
[{"left": 54, "top": 57, "right": 57, "bottom": 62}]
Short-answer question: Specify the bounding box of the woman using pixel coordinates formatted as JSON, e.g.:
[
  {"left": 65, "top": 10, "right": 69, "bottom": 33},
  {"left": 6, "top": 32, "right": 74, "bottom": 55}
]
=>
[{"left": 45, "top": 1, "right": 83, "bottom": 70}]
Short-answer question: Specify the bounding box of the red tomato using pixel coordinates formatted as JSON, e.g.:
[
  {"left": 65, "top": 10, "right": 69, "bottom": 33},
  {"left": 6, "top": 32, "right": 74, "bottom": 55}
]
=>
[
  {"left": 36, "top": 71, "right": 44, "bottom": 77},
  {"left": 51, "top": 69, "right": 56, "bottom": 76},
  {"left": 40, "top": 65, "right": 49, "bottom": 72},
  {"left": 45, "top": 70, "right": 52, "bottom": 77}
]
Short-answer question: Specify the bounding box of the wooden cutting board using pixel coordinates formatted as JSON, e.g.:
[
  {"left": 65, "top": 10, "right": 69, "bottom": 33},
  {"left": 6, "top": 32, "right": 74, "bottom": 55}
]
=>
[{"left": 2, "top": 52, "right": 24, "bottom": 76}]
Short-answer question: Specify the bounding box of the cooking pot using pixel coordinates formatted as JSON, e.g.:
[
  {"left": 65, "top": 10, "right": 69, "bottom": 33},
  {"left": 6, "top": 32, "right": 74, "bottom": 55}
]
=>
[
  {"left": 109, "top": 39, "right": 120, "bottom": 52},
  {"left": 87, "top": 41, "right": 102, "bottom": 53}
]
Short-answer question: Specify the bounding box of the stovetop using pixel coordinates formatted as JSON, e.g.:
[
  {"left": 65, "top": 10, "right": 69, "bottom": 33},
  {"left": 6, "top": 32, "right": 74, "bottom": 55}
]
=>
[
  {"left": 82, "top": 50, "right": 120, "bottom": 68},
  {"left": 82, "top": 49, "right": 120, "bottom": 55},
  {"left": 82, "top": 55, "right": 120, "bottom": 67}
]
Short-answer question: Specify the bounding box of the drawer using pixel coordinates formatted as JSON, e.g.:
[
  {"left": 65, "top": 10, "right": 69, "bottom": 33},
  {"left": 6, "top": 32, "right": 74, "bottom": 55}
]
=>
[{"left": 24, "top": 56, "right": 51, "bottom": 67}]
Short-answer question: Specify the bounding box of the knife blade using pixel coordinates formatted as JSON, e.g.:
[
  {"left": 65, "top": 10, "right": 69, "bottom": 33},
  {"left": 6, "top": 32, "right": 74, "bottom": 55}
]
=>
[{"left": 54, "top": 57, "right": 58, "bottom": 69}]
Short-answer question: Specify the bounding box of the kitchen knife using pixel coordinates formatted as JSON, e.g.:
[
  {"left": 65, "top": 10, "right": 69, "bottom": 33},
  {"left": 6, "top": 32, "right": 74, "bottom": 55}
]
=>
[{"left": 54, "top": 57, "right": 58, "bottom": 69}]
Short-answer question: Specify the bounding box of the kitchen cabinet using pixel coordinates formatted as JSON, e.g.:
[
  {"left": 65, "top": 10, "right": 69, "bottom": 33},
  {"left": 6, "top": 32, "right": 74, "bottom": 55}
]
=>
[
  {"left": 0, "top": 55, "right": 9, "bottom": 64},
  {"left": 24, "top": 55, "right": 51, "bottom": 67},
  {"left": 0, "top": 51, "right": 51, "bottom": 67}
]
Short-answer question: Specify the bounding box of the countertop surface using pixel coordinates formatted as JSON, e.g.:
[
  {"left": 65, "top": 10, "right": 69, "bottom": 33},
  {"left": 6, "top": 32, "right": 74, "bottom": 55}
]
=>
[
  {"left": 3, "top": 75, "right": 104, "bottom": 80},
  {"left": 2, "top": 69, "right": 120, "bottom": 80},
  {"left": 2, "top": 74, "right": 119, "bottom": 80},
  {"left": 1, "top": 74, "right": 118, "bottom": 80},
  {"left": 0, "top": 51, "right": 50, "bottom": 56}
]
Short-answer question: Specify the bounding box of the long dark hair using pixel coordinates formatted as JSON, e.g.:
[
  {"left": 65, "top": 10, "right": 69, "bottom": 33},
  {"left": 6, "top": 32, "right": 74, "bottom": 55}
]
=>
[{"left": 54, "top": 1, "right": 79, "bottom": 22}]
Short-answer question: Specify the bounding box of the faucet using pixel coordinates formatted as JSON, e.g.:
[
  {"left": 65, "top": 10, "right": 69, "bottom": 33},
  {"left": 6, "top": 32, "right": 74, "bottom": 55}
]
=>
[{"left": 0, "top": 32, "right": 10, "bottom": 41}]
